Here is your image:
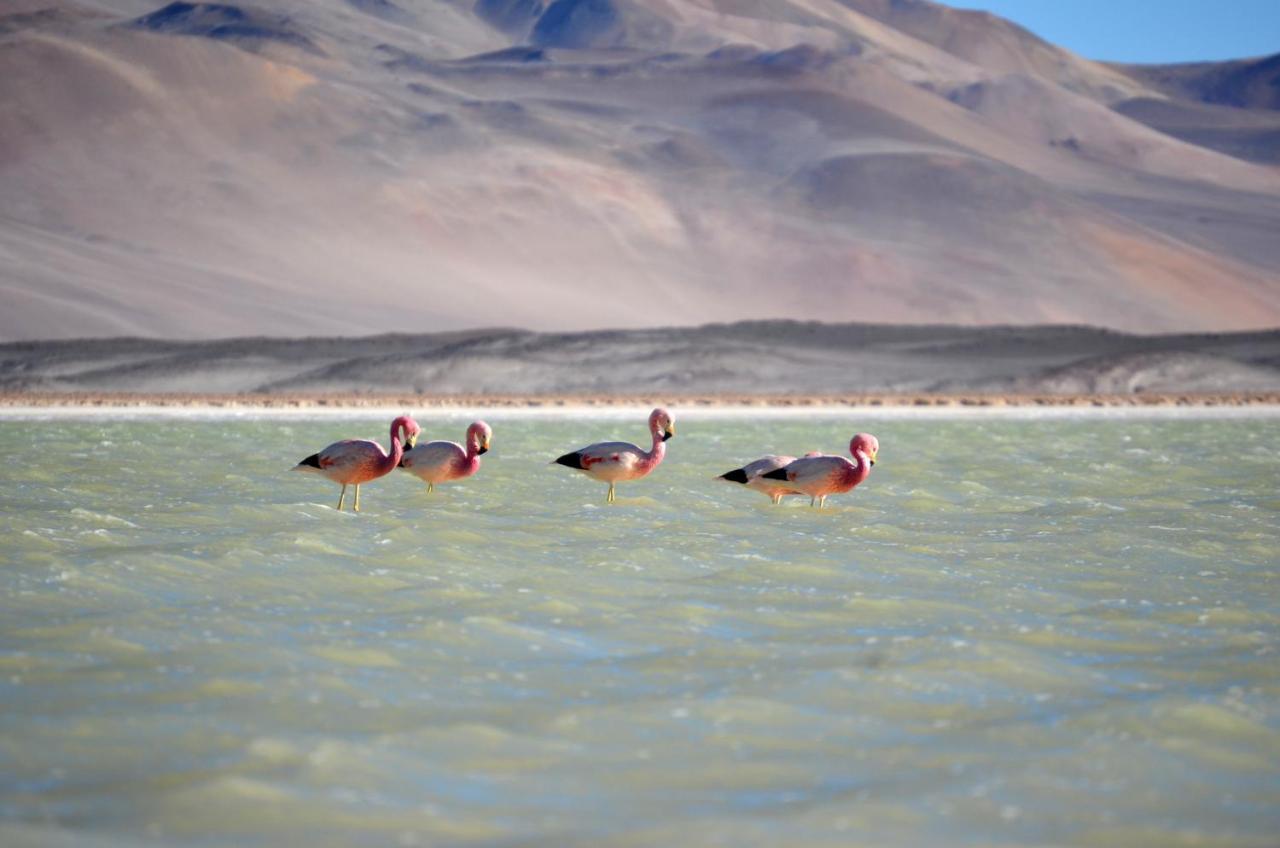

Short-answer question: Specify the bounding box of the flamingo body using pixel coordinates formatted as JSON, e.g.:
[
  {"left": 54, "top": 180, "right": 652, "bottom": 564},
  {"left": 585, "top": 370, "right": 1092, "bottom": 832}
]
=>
[
  {"left": 762, "top": 434, "right": 879, "bottom": 508},
  {"left": 719, "top": 455, "right": 804, "bottom": 504},
  {"left": 400, "top": 421, "right": 492, "bottom": 492},
  {"left": 555, "top": 408, "right": 675, "bottom": 503},
  {"left": 295, "top": 414, "right": 421, "bottom": 511},
  {"left": 300, "top": 439, "right": 400, "bottom": 485}
]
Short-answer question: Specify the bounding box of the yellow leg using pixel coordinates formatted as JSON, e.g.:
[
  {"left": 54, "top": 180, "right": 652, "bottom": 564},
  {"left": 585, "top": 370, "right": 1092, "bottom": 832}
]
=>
[
  {"left": 772, "top": 493, "right": 782, "bottom": 505},
  {"left": 427, "top": 482, "right": 434, "bottom": 494},
  {"left": 353, "top": 484, "right": 361, "bottom": 513},
  {"left": 818, "top": 495, "right": 827, "bottom": 509},
  {"left": 607, "top": 483, "right": 616, "bottom": 504},
  {"left": 337, "top": 485, "right": 347, "bottom": 511}
]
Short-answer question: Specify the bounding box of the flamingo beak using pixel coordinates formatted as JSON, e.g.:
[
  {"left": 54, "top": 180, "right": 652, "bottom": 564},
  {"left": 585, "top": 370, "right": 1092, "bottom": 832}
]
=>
[
  {"left": 406, "top": 433, "right": 418, "bottom": 450},
  {"left": 870, "top": 450, "right": 878, "bottom": 466},
  {"left": 478, "top": 439, "right": 490, "bottom": 455},
  {"left": 662, "top": 424, "right": 675, "bottom": 441}
]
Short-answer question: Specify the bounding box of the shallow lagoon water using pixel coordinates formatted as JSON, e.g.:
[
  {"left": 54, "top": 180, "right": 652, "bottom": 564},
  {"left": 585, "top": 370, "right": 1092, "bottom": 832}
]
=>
[{"left": 2, "top": 410, "right": 1278, "bottom": 846}]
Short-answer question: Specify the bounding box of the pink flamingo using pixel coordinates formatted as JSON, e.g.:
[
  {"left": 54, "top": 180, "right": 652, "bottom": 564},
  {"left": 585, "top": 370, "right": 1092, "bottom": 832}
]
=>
[
  {"left": 760, "top": 433, "right": 879, "bottom": 508},
  {"left": 294, "top": 414, "right": 421, "bottom": 512},
  {"left": 554, "top": 408, "right": 675, "bottom": 503},
  {"left": 399, "top": 420, "right": 492, "bottom": 492},
  {"left": 718, "top": 452, "right": 822, "bottom": 504}
]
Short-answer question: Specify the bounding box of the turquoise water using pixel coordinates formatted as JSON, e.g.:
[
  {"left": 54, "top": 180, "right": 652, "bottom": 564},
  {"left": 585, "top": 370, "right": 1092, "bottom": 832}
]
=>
[{"left": 2, "top": 411, "right": 1278, "bottom": 846}]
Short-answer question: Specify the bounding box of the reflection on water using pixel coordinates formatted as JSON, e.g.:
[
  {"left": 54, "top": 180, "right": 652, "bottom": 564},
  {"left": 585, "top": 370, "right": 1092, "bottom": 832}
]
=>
[{"left": 2, "top": 413, "right": 1278, "bottom": 846}]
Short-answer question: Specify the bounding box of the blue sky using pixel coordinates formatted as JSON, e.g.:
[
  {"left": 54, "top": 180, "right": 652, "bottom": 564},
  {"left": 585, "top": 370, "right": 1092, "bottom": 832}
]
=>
[{"left": 946, "top": 0, "right": 1279, "bottom": 64}]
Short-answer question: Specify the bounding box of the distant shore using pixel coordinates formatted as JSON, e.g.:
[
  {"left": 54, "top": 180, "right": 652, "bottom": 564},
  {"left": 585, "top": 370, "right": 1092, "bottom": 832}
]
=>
[{"left": 3, "top": 392, "right": 1279, "bottom": 410}]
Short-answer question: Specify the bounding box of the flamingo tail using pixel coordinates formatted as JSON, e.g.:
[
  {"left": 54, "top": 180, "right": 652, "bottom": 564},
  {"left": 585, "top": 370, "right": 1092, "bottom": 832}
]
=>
[
  {"left": 719, "top": 469, "right": 749, "bottom": 484},
  {"left": 554, "top": 452, "right": 585, "bottom": 469},
  {"left": 295, "top": 453, "right": 323, "bottom": 471},
  {"left": 761, "top": 468, "right": 790, "bottom": 481}
]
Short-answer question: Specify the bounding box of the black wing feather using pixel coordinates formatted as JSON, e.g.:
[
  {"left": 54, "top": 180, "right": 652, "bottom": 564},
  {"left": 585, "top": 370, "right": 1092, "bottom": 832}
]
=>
[{"left": 554, "top": 451, "right": 585, "bottom": 469}]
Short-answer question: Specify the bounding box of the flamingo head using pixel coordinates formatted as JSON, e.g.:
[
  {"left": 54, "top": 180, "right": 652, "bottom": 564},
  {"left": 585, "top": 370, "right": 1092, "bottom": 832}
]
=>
[
  {"left": 393, "top": 415, "right": 421, "bottom": 450},
  {"left": 649, "top": 408, "right": 675, "bottom": 442},
  {"left": 468, "top": 420, "right": 493, "bottom": 455},
  {"left": 850, "top": 433, "right": 879, "bottom": 466}
]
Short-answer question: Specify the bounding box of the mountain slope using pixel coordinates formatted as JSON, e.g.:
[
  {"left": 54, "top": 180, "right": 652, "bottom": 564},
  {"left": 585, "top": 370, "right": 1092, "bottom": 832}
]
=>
[
  {"left": 1, "top": 0, "right": 1278, "bottom": 341},
  {"left": 1115, "top": 53, "right": 1280, "bottom": 112}
]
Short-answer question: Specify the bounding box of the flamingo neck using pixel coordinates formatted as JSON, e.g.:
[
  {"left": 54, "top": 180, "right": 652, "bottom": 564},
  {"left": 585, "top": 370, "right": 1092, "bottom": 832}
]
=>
[
  {"left": 848, "top": 450, "right": 872, "bottom": 486},
  {"left": 382, "top": 424, "right": 404, "bottom": 474},
  {"left": 645, "top": 429, "right": 667, "bottom": 466}
]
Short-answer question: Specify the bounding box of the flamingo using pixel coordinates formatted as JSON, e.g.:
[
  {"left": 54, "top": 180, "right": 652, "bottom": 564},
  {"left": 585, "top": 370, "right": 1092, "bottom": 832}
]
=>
[
  {"left": 293, "top": 414, "right": 421, "bottom": 512},
  {"left": 718, "top": 452, "right": 821, "bottom": 504},
  {"left": 760, "top": 433, "right": 879, "bottom": 508},
  {"left": 399, "top": 420, "right": 492, "bottom": 492},
  {"left": 554, "top": 408, "right": 675, "bottom": 503}
]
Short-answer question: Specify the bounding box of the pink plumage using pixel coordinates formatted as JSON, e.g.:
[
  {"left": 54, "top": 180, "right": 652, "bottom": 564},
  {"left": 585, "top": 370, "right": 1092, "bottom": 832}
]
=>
[
  {"left": 399, "top": 421, "right": 492, "bottom": 492},
  {"left": 294, "top": 414, "right": 421, "bottom": 512},
  {"left": 761, "top": 434, "right": 879, "bottom": 508},
  {"left": 718, "top": 451, "right": 822, "bottom": 504},
  {"left": 554, "top": 408, "right": 675, "bottom": 503}
]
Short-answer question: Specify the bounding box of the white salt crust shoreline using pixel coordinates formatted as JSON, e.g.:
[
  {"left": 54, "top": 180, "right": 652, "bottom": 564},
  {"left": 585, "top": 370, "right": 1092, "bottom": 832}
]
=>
[{"left": 2, "top": 402, "right": 1279, "bottom": 421}]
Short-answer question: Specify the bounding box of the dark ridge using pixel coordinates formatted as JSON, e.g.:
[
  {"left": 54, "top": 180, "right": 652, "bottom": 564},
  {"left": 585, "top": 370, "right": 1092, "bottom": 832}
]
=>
[
  {"left": 345, "top": 0, "right": 414, "bottom": 25},
  {"left": 750, "top": 43, "right": 855, "bottom": 73},
  {"left": 0, "top": 7, "right": 100, "bottom": 35},
  {"left": 705, "top": 44, "right": 762, "bottom": 63},
  {"left": 554, "top": 451, "right": 585, "bottom": 469},
  {"left": 761, "top": 468, "right": 790, "bottom": 481},
  {"left": 720, "top": 468, "right": 749, "bottom": 484},
  {"left": 461, "top": 46, "right": 548, "bottom": 63},
  {"left": 1116, "top": 53, "right": 1280, "bottom": 112},
  {"left": 4, "top": 323, "right": 1279, "bottom": 396},
  {"left": 128, "top": 2, "right": 321, "bottom": 55}
]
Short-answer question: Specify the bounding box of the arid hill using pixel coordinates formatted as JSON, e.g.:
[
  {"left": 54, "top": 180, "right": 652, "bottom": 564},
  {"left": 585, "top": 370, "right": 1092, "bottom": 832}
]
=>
[{"left": 2, "top": 0, "right": 1278, "bottom": 340}]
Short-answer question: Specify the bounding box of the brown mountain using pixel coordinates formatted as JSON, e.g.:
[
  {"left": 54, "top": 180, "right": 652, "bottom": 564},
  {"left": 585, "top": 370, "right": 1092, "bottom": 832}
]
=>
[{"left": 1, "top": 0, "right": 1278, "bottom": 341}]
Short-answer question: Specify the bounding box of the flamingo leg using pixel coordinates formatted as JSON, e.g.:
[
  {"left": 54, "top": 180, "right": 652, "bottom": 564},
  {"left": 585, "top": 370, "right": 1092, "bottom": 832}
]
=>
[
  {"left": 818, "top": 495, "right": 827, "bottom": 509},
  {"left": 353, "top": 484, "right": 361, "bottom": 513},
  {"left": 810, "top": 496, "right": 817, "bottom": 508},
  {"left": 607, "top": 483, "right": 616, "bottom": 504},
  {"left": 427, "top": 482, "right": 434, "bottom": 494},
  {"left": 337, "top": 485, "right": 347, "bottom": 511},
  {"left": 772, "top": 493, "right": 782, "bottom": 505}
]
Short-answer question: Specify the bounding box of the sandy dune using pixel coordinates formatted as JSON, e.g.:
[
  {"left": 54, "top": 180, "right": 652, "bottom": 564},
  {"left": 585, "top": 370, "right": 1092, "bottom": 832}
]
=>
[{"left": 2, "top": 0, "right": 1279, "bottom": 340}]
